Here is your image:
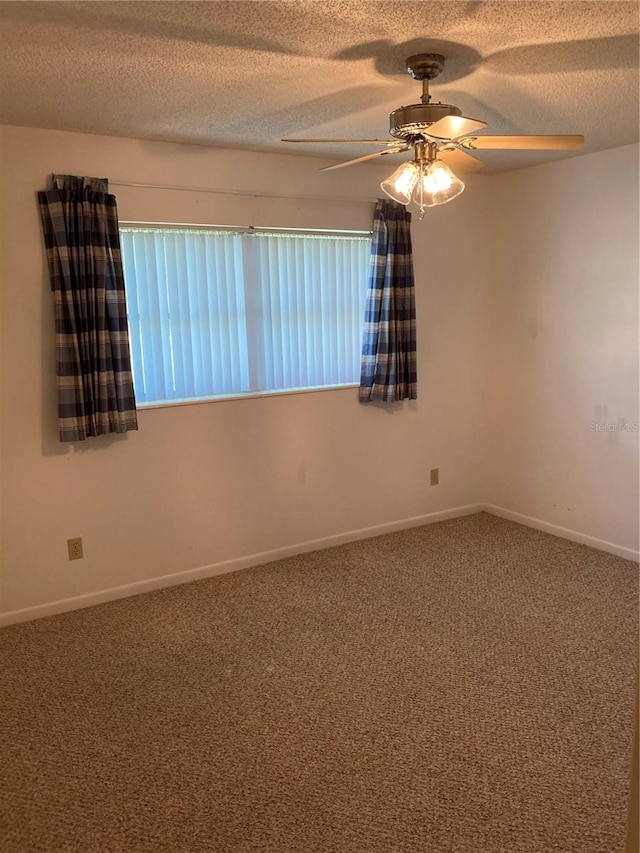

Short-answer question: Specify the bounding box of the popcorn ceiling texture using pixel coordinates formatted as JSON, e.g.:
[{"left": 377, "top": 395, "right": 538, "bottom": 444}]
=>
[
  {"left": 0, "top": 1, "right": 638, "bottom": 173},
  {"left": 0, "top": 513, "right": 637, "bottom": 852}
]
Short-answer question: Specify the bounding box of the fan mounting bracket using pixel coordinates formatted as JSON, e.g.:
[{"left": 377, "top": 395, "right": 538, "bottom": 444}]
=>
[{"left": 405, "top": 54, "right": 445, "bottom": 81}]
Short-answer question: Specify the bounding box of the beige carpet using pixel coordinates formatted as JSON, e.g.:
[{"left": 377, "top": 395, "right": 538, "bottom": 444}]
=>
[{"left": 1, "top": 512, "right": 637, "bottom": 852}]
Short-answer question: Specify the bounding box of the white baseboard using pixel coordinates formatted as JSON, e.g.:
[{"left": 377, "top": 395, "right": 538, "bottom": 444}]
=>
[
  {"left": 480, "top": 504, "right": 640, "bottom": 563},
  {"left": 0, "top": 503, "right": 481, "bottom": 627},
  {"left": 3, "top": 502, "right": 635, "bottom": 627}
]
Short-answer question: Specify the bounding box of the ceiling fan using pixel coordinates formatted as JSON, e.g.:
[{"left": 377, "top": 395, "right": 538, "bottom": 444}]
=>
[{"left": 282, "top": 53, "right": 584, "bottom": 215}]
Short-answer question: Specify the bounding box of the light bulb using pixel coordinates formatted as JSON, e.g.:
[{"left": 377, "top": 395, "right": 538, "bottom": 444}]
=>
[
  {"left": 419, "top": 160, "right": 465, "bottom": 207},
  {"left": 422, "top": 164, "right": 453, "bottom": 193},
  {"left": 380, "top": 161, "right": 419, "bottom": 205}
]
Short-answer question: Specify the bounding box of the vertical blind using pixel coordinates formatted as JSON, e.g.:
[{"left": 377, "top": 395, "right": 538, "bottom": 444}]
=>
[{"left": 120, "top": 227, "right": 370, "bottom": 404}]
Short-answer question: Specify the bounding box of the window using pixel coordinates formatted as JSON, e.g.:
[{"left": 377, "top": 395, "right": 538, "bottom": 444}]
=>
[{"left": 120, "top": 226, "right": 371, "bottom": 406}]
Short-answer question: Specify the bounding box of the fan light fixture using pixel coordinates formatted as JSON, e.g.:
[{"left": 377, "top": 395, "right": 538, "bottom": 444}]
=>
[{"left": 381, "top": 141, "right": 464, "bottom": 216}]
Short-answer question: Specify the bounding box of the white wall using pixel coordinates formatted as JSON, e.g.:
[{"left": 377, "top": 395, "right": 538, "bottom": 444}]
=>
[
  {"left": 1, "top": 127, "right": 637, "bottom": 623},
  {"left": 484, "top": 144, "right": 639, "bottom": 552},
  {"left": 0, "top": 125, "right": 490, "bottom": 619}
]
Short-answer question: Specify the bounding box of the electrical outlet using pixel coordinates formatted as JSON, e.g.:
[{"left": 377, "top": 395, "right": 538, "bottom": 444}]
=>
[
  {"left": 67, "top": 537, "right": 84, "bottom": 561},
  {"left": 430, "top": 468, "right": 439, "bottom": 486}
]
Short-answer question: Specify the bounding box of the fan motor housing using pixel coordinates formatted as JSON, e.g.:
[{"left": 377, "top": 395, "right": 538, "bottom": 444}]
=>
[{"left": 390, "top": 103, "right": 463, "bottom": 139}]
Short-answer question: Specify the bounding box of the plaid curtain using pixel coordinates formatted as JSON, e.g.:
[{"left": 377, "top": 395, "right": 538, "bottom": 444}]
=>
[
  {"left": 38, "top": 174, "right": 138, "bottom": 442},
  {"left": 359, "top": 199, "right": 417, "bottom": 402}
]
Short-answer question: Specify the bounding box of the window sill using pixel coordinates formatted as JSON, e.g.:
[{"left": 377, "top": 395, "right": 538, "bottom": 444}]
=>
[{"left": 137, "top": 383, "right": 359, "bottom": 410}]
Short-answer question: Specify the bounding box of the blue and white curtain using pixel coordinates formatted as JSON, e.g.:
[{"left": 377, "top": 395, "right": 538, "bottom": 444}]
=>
[
  {"left": 38, "top": 174, "right": 138, "bottom": 441},
  {"left": 359, "top": 199, "right": 417, "bottom": 402}
]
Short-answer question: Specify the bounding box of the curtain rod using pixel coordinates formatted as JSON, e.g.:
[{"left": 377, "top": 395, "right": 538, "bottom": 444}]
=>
[{"left": 111, "top": 180, "right": 377, "bottom": 206}]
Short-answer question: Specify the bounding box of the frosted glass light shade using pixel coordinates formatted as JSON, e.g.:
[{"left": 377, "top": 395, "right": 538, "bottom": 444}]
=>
[
  {"left": 380, "top": 161, "right": 419, "bottom": 205},
  {"left": 420, "top": 160, "right": 465, "bottom": 206}
]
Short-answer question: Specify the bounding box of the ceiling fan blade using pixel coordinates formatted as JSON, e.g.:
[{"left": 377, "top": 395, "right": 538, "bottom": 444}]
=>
[
  {"left": 458, "top": 134, "right": 584, "bottom": 150},
  {"left": 320, "top": 146, "right": 410, "bottom": 172},
  {"left": 282, "top": 138, "right": 398, "bottom": 145},
  {"left": 439, "top": 147, "right": 485, "bottom": 174},
  {"left": 426, "top": 115, "right": 488, "bottom": 140}
]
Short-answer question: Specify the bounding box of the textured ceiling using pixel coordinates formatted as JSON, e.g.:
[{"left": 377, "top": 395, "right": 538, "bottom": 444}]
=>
[{"left": 1, "top": 1, "right": 638, "bottom": 175}]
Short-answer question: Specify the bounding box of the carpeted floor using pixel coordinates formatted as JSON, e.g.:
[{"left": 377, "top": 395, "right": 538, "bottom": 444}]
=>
[{"left": 0, "top": 512, "right": 637, "bottom": 853}]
